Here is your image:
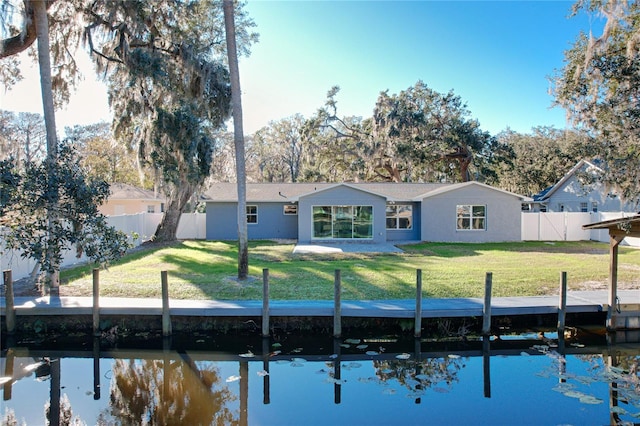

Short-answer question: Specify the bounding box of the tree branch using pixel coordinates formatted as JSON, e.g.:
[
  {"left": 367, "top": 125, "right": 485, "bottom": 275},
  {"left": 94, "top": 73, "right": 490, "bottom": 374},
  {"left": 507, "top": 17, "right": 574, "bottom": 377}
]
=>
[{"left": 1, "top": 0, "right": 58, "bottom": 58}]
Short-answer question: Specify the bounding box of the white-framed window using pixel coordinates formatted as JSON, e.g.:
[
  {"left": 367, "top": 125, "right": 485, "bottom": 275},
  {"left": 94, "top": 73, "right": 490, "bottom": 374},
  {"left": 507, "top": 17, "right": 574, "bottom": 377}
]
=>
[
  {"left": 247, "top": 205, "right": 258, "bottom": 224},
  {"left": 591, "top": 202, "right": 598, "bottom": 212},
  {"left": 456, "top": 205, "right": 486, "bottom": 230},
  {"left": 386, "top": 204, "right": 412, "bottom": 229},
  {"left": 580, "top": 202, "right": 588, "bottom": 212},
  {"left": 283, "top": 205, "right": 298, "bottom": 215},
  {"left": 147, "top": 205, "right": 156, "bottom": 213}
]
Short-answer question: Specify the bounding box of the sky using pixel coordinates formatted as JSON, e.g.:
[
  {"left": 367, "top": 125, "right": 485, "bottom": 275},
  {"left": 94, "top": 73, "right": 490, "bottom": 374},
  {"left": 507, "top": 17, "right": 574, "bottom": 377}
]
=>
[{"left": 1, "top": 1, "right": 605, "bottom": 137}]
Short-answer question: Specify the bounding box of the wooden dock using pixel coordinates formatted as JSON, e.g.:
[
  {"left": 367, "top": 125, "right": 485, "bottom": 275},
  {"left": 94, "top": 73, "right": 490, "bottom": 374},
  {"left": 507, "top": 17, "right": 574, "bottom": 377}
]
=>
[{"left": 1, "top": 290, "right": 637, "bottom": 318}]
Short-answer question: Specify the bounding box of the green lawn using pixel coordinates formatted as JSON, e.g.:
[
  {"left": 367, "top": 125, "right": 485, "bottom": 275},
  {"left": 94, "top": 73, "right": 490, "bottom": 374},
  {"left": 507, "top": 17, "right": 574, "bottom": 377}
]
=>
[{"left": 59, "top": 240, "right": 640, "bottom": 300}]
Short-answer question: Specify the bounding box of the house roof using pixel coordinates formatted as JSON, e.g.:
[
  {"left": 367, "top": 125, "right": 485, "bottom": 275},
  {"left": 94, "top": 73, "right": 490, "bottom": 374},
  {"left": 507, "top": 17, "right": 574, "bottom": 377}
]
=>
[
  {"left": 288, "top": 183, "right": 390, "bottom": 202},
  {"left": 203, "top": 181, "right": 528, "bottom": 203},
  {"left": 108, "top": 183, "right": 163, "bottom": 201},
  {"left": 415, "top": 181, "right": 532, "bottom": 202},
  {"left": 532, "top": 159, "right": 602, "bottom": 202}
]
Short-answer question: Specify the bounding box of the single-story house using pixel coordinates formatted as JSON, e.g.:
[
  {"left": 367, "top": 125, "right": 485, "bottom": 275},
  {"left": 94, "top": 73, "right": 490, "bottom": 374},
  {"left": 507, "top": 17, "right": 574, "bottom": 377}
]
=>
[
  {"left": 528, "top": 160, "right": 638, "bottom": 213},
  {"left": 99, "top": 183, "right": 165, "bottom": 216},
  {"left": 204, "top": 181, "right": 531, "bottom": 243}
]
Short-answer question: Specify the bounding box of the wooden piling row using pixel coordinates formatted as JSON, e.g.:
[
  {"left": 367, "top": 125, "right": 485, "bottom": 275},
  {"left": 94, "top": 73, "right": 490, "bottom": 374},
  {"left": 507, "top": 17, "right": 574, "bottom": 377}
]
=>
[{"left": 1, "top": 268, "right": 575, "bottom": 338}]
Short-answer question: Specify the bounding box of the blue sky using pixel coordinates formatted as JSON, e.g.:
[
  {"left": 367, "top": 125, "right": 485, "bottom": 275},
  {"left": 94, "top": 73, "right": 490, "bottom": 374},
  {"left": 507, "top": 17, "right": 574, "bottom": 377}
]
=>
[{"left": 2, "top": 1, "right": 604, "bottom": 136}]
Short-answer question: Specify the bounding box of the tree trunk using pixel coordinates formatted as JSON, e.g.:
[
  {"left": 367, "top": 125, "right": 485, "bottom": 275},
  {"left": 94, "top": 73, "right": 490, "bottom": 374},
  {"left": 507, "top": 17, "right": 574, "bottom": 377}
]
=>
[
  {"left": 34, "top": 0, "right": 60, "bottom": 290},
  {"left": 153, "top": 182, "right": 193, "bottom": 242},
  {"left": 459, "top": 156, "right": 472, "bottom": 182},
  {"left": 223, "top": 0, "right": 248, "bottom": 280}
]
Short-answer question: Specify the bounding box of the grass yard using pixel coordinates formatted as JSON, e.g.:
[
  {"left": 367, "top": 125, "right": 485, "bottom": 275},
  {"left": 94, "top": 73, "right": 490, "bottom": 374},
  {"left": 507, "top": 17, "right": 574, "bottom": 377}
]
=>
[{"left": 59, "top": 240, "right": 640, "bottom": 300}]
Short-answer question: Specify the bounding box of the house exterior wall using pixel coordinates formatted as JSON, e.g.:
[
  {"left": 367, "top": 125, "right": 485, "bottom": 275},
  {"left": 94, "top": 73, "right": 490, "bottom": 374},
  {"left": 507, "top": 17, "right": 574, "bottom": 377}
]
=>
[
  {"left": 297, "top": 186, "right": 387, "bottom": 243},
  {"left": 420, "top": 185, "right": 522, "bottom": 242},
  {"left": 542, "top": 175, "right": 634, "bottom": 213},
  {"left": 205, "top": 202, "right": 298, "bottom": 240}
]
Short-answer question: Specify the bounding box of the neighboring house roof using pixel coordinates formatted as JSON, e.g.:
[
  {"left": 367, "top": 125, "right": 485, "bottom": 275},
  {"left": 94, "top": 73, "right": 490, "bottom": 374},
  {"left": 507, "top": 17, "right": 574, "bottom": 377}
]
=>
[
  {"left": 108, "top": 183, "right": 163, "bottom": 201},
  {"left": 203, "top": 181, "right": 528, "bottom": 203},
  {"left": 532, "top": 186, "right": 553, "bottom": 202},
  {"left": 532, "top": 159, "right": 602, "bottom": 202}
]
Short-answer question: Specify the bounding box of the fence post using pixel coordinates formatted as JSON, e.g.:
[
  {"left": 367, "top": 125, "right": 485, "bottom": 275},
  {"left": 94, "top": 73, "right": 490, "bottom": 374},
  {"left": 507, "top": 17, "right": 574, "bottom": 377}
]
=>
[
  {"left": 482, "top": 272, "right": 493, "bottom": 335},
  {"left": 262, "top": 268, "right": 270, "bottom": 337},
  {"left": 558, "top": 271, "right": 567, "bottom": 334},
  {"left": 92, "top": 268, "right": 100, "bottom": 336},
  {"left": 334, "top": 269, "right": 341, "bottom": 338},
  {"left": 415, "top": 269, "right": 422, "bottom": 337},
  {"left": 3, "top": 270, "right": 15, "bottom": 335},
  {"left": 161, "top": 271, "right": 172, "bottom": 336}
]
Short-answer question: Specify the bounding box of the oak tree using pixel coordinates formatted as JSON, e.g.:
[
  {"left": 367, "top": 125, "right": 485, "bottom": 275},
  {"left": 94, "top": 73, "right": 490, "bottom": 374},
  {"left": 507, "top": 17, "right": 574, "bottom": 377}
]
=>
[{"left": 552, "top": 0, "right": 640, "bottom": 206}]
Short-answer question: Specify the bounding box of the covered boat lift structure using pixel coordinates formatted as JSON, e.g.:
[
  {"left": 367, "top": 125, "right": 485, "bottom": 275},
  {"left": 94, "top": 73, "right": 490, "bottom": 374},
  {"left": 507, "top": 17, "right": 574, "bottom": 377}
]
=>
[{"left": 583, "top": 215, "right": 640, "bottom": 330}]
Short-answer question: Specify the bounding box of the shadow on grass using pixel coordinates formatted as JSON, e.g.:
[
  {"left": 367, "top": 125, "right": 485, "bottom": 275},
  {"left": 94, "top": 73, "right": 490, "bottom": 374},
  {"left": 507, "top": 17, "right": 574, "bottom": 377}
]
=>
[
  {"left": 59, "top": 239, "right": 627, "bottom": 299},
  {"left": 402, "top": 241, "right": 610, "bottom": 257}
]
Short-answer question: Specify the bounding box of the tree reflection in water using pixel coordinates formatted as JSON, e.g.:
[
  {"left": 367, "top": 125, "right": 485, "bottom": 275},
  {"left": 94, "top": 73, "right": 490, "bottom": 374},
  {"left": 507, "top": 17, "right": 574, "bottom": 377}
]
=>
[
  {"left": 101, "top": 358, "right": 238, "bottom": 425},
  {"left": 372, "top": 357, "right": 464, "bottom": 393}
]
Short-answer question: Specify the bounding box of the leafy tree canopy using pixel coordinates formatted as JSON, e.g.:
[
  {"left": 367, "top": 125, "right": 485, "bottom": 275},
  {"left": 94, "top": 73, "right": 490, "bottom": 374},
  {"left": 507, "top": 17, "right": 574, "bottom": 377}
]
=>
[
  {"left": 552, "top": 0, "right": 640, "bottom": 205},
  {"left": 494, "top": 126, "right": 593, "bottom": 196},
  {"left": 0, "top": 144, "right": 130, "bottom": 280},
  {"left": 80, "top": 0, "right": 257, "bottom": 241},
  {"left": 302, "top": 81, "right": 504, "bottom": 183}
]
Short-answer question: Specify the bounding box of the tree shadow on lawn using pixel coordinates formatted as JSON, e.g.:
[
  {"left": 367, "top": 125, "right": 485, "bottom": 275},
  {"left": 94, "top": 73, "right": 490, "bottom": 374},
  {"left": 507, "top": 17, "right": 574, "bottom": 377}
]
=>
[
  {"left": 60, "top": 239, "right": 619, "bottom": 298},
  {"left": 402, "top": 241, "right": 610, "bottom": 257}
]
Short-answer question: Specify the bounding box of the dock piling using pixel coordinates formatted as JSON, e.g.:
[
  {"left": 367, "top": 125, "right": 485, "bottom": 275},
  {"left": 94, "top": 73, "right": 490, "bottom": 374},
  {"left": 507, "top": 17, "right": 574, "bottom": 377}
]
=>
[
  {"left": 482, "top": 272, "right": 493, "bottom": 335},
  {"left": 415, "top": 269, "right": 422, "bottom": 337},
  {"left": 161, "top": 271, "right": 172, "bottom": 336},
  {"left": 262, "top": 268, "right": 270, "bottom": 337},
  {"left": 92, "top": 268, "right": 100, "bottom": 336},
  {"left": 334, "top": 270, "right": 341, "bottom": 338},
  {"left": 483, "top": 335, "right": 491, "bottom": 398},
  {"left": 3, "top": 270, "right": 16, "bottom": 335},
  {"left": 93, "top": 338, "right": 101, "bottom": 400},
  {"left": 558, "top": 271, "right": 567, "bottom": 334}
]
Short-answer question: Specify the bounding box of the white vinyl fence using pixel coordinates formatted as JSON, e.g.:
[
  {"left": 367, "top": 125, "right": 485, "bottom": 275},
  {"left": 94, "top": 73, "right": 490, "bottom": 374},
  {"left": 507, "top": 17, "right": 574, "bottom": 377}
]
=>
[
  {"left": 1, "top": 213, "right": 207, "bottom": 282},
  {"left": 522, "top": 211, "right": 640, "bottom": 246}
]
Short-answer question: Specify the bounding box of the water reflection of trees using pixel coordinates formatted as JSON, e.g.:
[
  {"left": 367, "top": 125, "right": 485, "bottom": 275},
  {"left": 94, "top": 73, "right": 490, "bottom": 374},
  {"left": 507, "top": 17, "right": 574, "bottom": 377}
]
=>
[
  {"left": 539, "top": 350, "right": 640, "bottom": 422},
  {"left": 578, "top": 353, "right": 640, "bottom": 419},
  {"left": 372, "top": 357, "right": 464, "bottom": 392},
  {"left": 100, "top": 359, "right": 238, "bottom": 425}
]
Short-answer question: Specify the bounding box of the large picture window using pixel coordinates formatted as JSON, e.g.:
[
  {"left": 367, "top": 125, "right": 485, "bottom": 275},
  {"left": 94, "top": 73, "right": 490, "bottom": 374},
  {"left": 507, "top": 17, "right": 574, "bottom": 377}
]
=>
[
  {"left": 456, "top": 205, "right": 485, "bottom": 230},
  {"left": 247, "top": 205, "right": 258, "bottom": 224},
  {"left": 386, "top": 204, "right": 412, "bottom": 229},
  {"left": 313, "top": 205, "right": 373, "bottom": 239}
]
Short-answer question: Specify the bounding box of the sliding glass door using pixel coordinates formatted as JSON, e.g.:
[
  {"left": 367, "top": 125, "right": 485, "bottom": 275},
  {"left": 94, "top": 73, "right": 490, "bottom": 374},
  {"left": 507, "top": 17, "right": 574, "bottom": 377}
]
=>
[{"left": 312, "top": 205, "right": 373, "bottom": 239}]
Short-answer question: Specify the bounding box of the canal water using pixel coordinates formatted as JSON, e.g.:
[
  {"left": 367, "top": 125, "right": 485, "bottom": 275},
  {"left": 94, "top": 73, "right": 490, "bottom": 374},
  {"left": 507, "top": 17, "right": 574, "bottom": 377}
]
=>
[{"left": 1, "top": 332, "right": 639, "bottom": 425}]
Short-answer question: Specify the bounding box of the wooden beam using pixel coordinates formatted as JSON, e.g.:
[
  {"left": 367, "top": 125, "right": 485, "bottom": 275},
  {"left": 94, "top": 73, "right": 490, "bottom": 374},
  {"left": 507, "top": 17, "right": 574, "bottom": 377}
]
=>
[{"left": 607, "top": 233, "right": 626, "bottom": 330}]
